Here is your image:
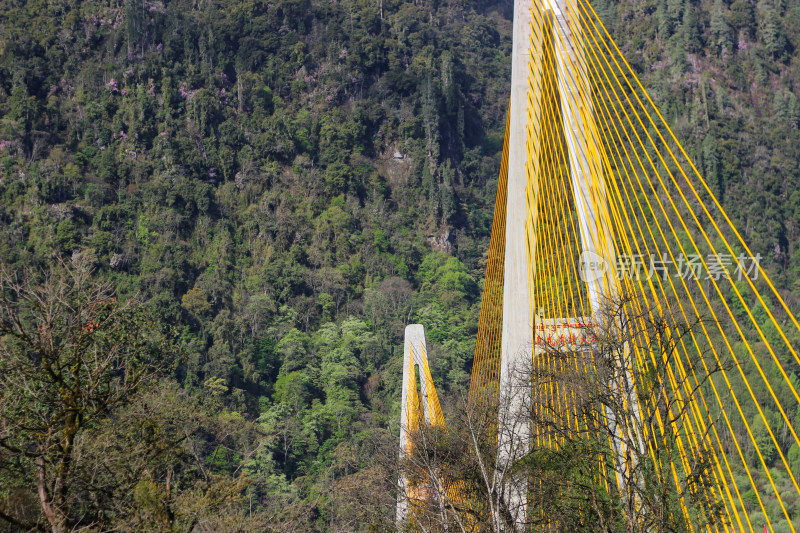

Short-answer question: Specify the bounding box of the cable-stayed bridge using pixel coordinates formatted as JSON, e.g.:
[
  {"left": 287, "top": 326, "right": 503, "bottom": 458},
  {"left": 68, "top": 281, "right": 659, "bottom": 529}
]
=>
[{"left": 396, "top": 0, "right": 800, "bottom": 530}]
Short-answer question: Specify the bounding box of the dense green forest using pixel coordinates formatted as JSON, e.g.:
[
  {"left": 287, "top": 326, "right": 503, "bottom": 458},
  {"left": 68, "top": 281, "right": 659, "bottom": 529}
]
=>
[{"left": 1, "top": 0, "right": 800, "bottom": 528}]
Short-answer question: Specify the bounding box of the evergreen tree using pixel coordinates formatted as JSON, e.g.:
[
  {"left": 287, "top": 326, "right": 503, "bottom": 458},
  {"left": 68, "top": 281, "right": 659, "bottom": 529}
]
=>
[
  {"left": 681, "top": 3, "right": 702, "bottom": 53},
  {"left": 773, "top": 91, "right": 788, "bottom": 122},
  {"left": 710, "top": 0, "right": 732, "bottom": 55},
  {"left": 730, "top": 0, "right": 756, "bottom": 36},
  {"left": 657, "top": 0, "right": 671, "bottom": 39},
  {"left": 661, "top": 0, "right": 684, "bottom": 40},
  {"left": 787, "top": 93, "right": 800, "bottom": 128},
  {"left": 757, "top": 0, "right": 787, "bottom": 59},
  {"left": 125, "top": 0, "right": 145, "bottom": 59},
  {"left": 703, "top": 135, "right": 722, "bottom": 199},
  {"left": 667, "top": 0, "right": 684, "bottom": 25}
]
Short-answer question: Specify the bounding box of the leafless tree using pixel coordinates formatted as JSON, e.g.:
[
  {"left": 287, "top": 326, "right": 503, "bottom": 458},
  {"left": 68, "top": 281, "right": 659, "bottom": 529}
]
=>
[
  {"left": 0, "top": 258, "right": 176, "bottom": 532},
  {"left": 398, "top": 294, "right": 724, "bottom": 533},
  {"left": 397, "top": 380, "right": 532, "bottom": 532}
]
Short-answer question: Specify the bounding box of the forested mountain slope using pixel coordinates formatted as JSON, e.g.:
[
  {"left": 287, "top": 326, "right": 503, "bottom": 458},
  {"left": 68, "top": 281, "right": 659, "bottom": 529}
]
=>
[{"left": 0, "top": 0, "right": 799, "bottom": 528}]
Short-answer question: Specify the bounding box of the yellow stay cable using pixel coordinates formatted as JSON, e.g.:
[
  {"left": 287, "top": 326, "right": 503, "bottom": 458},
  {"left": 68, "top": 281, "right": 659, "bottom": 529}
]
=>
[
  {"left": 547, "top": 9, "right": 742, "bottom": 530},
  {"left": 527, "top": 17, "right": 636, "bottom": 513},
  {"left": 569, "top": 4, "right": 789, "bottom": 527},
  {"left": 571, "top": 15, "right": 776, "bottom": 529},
  {"left": 574, "top": 0, "right": 800, "bottom": 462},
  {"left": 536, "top": 7, "right": 764, "bottom": 528},
  {"left": 528, "top": 14, "right": 678, "bottom": 522},
  {"left": 537, "top": 14, "right": 714, "bottom": 528},
  {"left": 581, "top": 0, "right": 800, "bottom": 376},
  {"left": 570, "top": 5, "right": 800, "bottom": 526},
  {"left": 571, "top": 24, "right": 756, "bottom": 532}
]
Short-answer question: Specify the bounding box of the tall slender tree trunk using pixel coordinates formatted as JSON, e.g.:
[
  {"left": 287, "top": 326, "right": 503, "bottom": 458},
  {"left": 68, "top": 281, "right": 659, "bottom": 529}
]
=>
[
  {"left": 37, "top": 457, "right": 68, "bottom": 533},
  {"left": 237, "top": 69, "right": 244, "bottom": 113}
]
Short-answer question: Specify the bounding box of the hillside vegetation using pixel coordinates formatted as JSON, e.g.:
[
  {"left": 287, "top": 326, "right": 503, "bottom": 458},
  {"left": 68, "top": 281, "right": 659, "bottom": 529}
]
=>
[{"left": 1, "top": 0, "right": 799, "bottom": 528}]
